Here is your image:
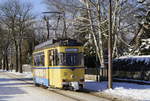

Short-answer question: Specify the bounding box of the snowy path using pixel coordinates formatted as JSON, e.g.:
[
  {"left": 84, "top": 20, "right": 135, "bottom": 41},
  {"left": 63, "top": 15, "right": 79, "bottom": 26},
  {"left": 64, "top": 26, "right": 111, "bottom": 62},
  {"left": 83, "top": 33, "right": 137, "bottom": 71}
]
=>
[{"left": 0, "top": 71, "right": 110, "bottom": 101}]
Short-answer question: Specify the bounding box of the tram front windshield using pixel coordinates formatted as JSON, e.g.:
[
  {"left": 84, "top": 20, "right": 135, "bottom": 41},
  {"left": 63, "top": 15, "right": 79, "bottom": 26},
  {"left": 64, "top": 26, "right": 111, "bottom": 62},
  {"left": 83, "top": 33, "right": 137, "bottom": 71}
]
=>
[{"left": 59, "top": 53, "right": 83, "bottom": 66}]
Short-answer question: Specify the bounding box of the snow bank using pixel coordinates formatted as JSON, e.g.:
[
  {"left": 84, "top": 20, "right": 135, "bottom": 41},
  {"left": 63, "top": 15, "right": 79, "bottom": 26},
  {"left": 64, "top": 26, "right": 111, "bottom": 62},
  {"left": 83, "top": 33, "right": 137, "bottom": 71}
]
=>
[
  {"left": 114, "top": 78, "right": 150, "bottom": 84},
  {"left": 85, "top": 80, "right": 150, "bottom": 101},
  {"left": 117, "top": 55, "right": 150, "bottom": 64},
  {"left": 6, "top": 70, "right": 33, "bottom": 78}
]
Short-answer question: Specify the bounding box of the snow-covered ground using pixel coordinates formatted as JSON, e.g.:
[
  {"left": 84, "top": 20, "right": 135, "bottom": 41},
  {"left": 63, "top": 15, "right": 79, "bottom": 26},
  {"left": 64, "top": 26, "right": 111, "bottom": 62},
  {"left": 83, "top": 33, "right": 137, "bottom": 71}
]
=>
[
  {"left": 1, "top": 70, "right": 150, "bottom": 101},
  {"left": 0, "top": 69, "right": 33, "bottom": 78},
  {"left": 0, "top": 71, "right": 109, "bottom": 101},
  {"left": 85, "top": 80, "right": 150, "bottom": 101}
]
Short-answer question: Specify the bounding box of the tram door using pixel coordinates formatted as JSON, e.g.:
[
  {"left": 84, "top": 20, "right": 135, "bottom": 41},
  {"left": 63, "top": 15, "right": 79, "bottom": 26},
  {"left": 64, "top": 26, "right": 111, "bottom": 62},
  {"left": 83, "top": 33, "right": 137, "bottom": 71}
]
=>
[
  {"left": 50, "top": 49, "right": 61, "bottom": 87},
  {"left": 49, "top": 49, "right": 56, "bottom": 87},
  {"left": 49, "top": 50, "right": 53, "bottom": 86}
]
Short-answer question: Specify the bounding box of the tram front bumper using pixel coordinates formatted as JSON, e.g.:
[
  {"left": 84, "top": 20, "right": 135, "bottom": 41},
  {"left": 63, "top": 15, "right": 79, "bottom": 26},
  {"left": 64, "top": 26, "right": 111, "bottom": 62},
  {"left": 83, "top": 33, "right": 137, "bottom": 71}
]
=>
[{"left": 62, "top": 81, "right": 84, "bottom": 90}]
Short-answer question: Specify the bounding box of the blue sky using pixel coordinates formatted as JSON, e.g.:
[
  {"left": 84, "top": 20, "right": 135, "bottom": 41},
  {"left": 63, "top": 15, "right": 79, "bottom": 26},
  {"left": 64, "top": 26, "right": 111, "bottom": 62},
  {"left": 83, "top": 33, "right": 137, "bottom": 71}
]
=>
[
  {"left": 0, "top": 0, "right": 47, "bottom": 17},
  {"left": 22, "top": 0, "right": 47, "bottom": 16}
]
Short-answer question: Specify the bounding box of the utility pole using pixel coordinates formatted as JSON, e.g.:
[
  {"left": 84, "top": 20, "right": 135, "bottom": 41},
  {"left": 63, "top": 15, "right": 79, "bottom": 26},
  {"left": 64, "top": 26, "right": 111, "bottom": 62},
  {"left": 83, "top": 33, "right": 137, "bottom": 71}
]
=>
[{"left": 108, "top": 0, "right": 113, "bottom": 89}]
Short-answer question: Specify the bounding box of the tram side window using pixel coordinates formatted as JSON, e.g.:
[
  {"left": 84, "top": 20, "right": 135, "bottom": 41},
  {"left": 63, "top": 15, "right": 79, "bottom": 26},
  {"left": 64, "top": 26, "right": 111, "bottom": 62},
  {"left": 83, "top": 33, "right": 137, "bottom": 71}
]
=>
[
  {"left": 33, "top": 53, "right": 45, "bottom": 66},
  {"left": 33, "top": 56, "right": 40, "bottom": 66},
  {"left": 40, "top": 54, "right": 45, "bottom": 66},
  {"left": 49, "top": 49, "right": 59, "bottom": 66},
  {"left": 54, "top": 49, "right": 59, "bottom": 66},
  {"left": 59, "top": 54, "right": 65, "bottom": 65},
  {"left": 33, "top": 57, "right": 37, "bottom": 66},
  {"left": 79, "top": 53, "right": 84, "bottom": 66},
  {"left": 49, "top": 51, "right": 51, "bottom": 66},
  {"left": 49, "top": 50, "right": 53, "bottom": 66}
]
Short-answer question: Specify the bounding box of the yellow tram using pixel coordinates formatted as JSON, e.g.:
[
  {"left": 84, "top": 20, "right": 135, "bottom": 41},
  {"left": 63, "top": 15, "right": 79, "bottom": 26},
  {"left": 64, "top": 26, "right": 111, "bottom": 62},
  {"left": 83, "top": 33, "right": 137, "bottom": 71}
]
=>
[{"left": 32, "top": 39, "right": 84, "bottom": 90}]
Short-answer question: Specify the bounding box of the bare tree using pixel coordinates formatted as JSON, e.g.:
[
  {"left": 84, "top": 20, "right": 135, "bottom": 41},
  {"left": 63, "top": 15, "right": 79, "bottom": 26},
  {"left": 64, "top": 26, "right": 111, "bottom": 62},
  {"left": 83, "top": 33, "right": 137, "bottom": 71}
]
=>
[
  {"left": 0, "top": 26, "right": 10, "bottom": 71},
  {"left": 0, "top": 0, "right": 35, "bottom": 73},
  {"left": 44, "top": 0, "right": 150, "bottom": 66},
  {"left": 44, "top": 0, "right": 81, "bottom": 39}
]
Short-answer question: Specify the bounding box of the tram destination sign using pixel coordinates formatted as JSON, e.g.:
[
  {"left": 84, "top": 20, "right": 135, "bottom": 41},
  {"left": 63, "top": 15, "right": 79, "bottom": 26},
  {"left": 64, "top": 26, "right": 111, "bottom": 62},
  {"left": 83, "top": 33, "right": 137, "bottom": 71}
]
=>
[{"left": 65, "top": 48, "right": 78, "bottom": 52}]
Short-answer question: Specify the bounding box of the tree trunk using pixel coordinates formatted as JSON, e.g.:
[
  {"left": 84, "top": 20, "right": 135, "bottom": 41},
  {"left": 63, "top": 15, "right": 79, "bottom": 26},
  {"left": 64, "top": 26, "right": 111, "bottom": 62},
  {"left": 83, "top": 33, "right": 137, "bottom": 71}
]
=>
[
  {"left": 86, "top": 0, "right": 105, "bottom": 68},
  {"left": 5, "top": 52, "right": 9, "bottom": 71},
  {"left": 19, "top": 43, "right": 23, "bottom": 73},
  {"left": 97, "top": 0, "right": 105, "bottom": 68},
  {"left": 15, "top": 42, "right": 19, "bottom": 72},
  {"left": 3, "top": 57, "right": 5, "bottom": 70}
]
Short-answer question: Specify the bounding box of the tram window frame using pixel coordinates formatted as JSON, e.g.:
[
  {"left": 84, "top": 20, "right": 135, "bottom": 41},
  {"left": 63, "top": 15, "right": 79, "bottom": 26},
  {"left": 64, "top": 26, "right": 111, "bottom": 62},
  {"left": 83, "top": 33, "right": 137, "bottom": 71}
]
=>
[
  {"left": 40, "top": 54, "right": 45, "bottom": 66},
  {"left": 49, "top": 50, "right": 54, "bottom": 66},
  {"left": 55, "top": 49, "right": 59, "bottom": 66},
  {"left": 66, "top": 53, "right": 80, "bottom": 66},
  {"left": 49, "top": 49, "right": 59, "bottom": 66},
  {"left": 53, "top": 49, "right": 59, "bottom": 66},
  {"left": 48, "top": 50, "right": 83, "bottom": 66},
  {"left": 33, "top": 56, "right": 37, "bottom": 66},
  {"left": 79, "top": 53, "right": 84, "bottom": 67},
  {"left": 59, "top": 53, "right": 65, "bottom": 65},
  {"left": 49, "top": 50, "right": 52, "bottom": 66},
  {"left": 33, "top": 52, "right": 45, "bottom": 66},
  {"left": 33, "top": 55, "right": 40, "bottom": 66},
  {"left": 59, "top": 53, "right": 83, "bottom": 66}
]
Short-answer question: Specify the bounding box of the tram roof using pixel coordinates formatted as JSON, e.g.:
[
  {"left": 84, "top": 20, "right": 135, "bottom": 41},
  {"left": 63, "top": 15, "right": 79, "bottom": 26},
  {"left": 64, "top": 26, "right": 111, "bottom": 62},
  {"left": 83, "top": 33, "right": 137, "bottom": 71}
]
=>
[{"left": 34, "top": 38, "right": 82, "bottom": 50}]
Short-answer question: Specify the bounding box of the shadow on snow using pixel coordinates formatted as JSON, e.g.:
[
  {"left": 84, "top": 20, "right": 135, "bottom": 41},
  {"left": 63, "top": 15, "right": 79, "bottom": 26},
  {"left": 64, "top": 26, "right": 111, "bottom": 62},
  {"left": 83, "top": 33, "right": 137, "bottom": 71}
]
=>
[
  {"left": 0, "top": 78, "right": 33, "bottom": 82},
  {"left": 0, "top": 96, "right": 14, "bottom": 101},
  {"left": 0, "top": 82, "right": 33, "bottom": 86},
  {"left": 0, "top": 86, "right": 27, "bottom": 100},
  {"left": 84, "top": 81, "right": 150, "bottom": 91}
]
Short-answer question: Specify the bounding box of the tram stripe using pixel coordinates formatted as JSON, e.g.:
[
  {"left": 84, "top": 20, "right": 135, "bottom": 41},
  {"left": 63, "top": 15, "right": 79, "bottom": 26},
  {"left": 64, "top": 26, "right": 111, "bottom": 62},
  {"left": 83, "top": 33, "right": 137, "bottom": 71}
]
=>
[{"left": 32, "top": 67, "right": 84, "bottom": 69}]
